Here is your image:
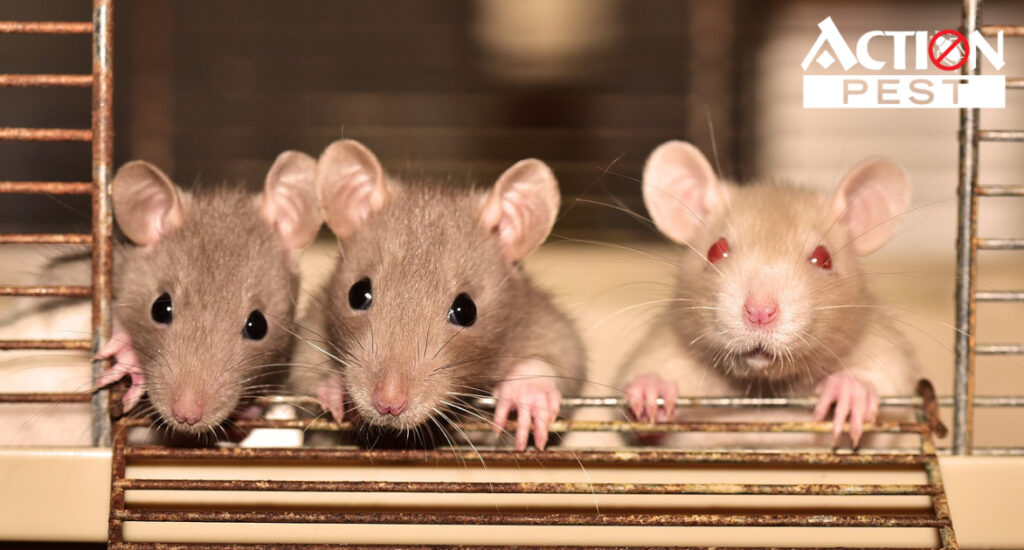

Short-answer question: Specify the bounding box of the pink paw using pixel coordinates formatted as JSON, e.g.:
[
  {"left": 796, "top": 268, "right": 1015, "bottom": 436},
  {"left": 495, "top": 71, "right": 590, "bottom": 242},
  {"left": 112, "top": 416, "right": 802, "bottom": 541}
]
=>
[
  {"left": 493, "top": 377, "right": 561, "bottom": 451},
  {"left": 624, "top": 372, "right": 678, "bottom": 423},
  {"left": 316, "top": 371, "right": 347, "bottom": 422},
  {"left": 94, "top": 327, "right": 146, "bottom": 413},
  {"left": 814, "top": 373, "right": 880, "bottom": 447}
]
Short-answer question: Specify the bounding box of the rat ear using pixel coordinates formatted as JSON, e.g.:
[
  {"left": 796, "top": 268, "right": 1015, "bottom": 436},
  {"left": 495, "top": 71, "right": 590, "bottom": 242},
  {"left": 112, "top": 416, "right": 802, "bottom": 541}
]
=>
[
  {"left": 260, "top": 150, "right": 321, "bottom": 250},
  {"left": 316, "top": 139, "right": 390, "bottom": 240},
  {"left": 111, "top": 160, "right": 185, "bottom": 246},
  {"left": 480, "top": 158, "right": 560, "bottom": 263},
  {"left": 829, "top": 158, "right": 911, "bottom": 255},
  {"left": 642, "top": 140, "right": 724, "bottom": 245}
]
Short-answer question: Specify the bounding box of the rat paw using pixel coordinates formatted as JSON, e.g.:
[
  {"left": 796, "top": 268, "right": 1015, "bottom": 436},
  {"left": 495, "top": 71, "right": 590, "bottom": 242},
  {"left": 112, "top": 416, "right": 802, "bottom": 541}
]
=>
[
  {"left": 94, "top": 329, "right": 146, "bottom": 412},
  {"left": 624, "top": 372, "right": 678, "bottom": 423},
  {"left": 492, "top": 377, "right": 562, "bottom": 451},
  {"left": 315, "top": 372, "right": 347, "bottom": 422},
  {"left": 814, "top": 373, "right": 879, "bottom": 448}
]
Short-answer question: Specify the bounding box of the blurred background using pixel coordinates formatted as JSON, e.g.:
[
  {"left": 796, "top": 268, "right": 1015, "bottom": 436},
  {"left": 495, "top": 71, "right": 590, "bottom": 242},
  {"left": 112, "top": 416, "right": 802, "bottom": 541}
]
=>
[{"left": 1, "top": 0, "right": 1023, "bottom": 448}]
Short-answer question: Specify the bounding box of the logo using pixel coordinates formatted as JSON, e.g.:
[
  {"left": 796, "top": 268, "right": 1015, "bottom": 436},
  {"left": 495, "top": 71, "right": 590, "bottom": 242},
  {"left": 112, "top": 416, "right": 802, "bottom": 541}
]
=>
[{"left": 802, "top": 17, "right": 1005, "bottom": 109}]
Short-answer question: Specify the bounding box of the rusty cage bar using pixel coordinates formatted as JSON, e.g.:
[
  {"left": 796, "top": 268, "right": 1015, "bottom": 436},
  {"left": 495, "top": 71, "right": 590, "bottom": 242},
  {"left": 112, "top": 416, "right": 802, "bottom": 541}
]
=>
[
  {"left": 0, "top": 0, "right": 114, "bottom": 445},
  {"left": 953, "top": 0, "right": 1024, "bottom": 455},
  {"left": 5, "top": 0, "right": 1024, "bottom": 546},
  {"left": 106, "top": 380, "right": 957, "bottom": 549}
]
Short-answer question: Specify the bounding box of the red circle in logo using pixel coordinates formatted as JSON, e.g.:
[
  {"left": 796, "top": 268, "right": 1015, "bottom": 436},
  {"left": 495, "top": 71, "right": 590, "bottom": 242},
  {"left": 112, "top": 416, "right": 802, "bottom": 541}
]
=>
[{"left": 929, "top": 29, "right": 969, "bottom": 71}]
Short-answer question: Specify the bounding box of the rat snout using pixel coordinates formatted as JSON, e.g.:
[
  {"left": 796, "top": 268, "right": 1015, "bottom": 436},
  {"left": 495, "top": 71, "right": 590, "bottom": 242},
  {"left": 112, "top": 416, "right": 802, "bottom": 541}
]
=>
[
  {"left": 743, "top": 293, "right": 779, "bottom": 328},
  {"left": 372, "top": 380, "right": 409, "bottom": 416},
  {"left": 171, "top": 389, "right": 205, "bottom": 426}
]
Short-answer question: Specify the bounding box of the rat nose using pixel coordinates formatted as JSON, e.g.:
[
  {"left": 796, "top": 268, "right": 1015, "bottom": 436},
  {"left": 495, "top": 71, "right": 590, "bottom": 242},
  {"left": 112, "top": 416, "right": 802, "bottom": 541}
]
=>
[
  {"left": 172, "top": 390, "right": 205, "bottom": 425},
  {"left": 744, "top": 295, "right": 779, "bottom": 327},
  {"left": 373, "top": 383, "right": 409, "bottom": 416}
]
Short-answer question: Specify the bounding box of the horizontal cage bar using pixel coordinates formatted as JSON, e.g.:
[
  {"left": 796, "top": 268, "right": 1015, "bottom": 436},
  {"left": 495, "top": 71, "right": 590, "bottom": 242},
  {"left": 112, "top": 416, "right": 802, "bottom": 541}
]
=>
[
  {"left": 0, "top": 285, "right": 90, "bottom": 297},
  {"left": 0, "top": 181, "right": 92, "bottom": 194},
  {"left": 121, "top": 416, "right": 926, "bottom": 435},
  {"left": 1008, "top": 77, "right": 1024, "bottom": 89},
  {"left": 103, "top": 540, "right": 950, "bottom": 544},
  {"left": 0, "top": 392, "right": 92, "bottom": 403},
  {"left": 976, "top": 344, "right": 1024, "bottom": 355},
  {"left": 0, "top": 21, "right": 92, "bottom": 34},
  {"left": 0, "top": 74, "right": 91, "bottom": 87},
  {"left": 0, "top": 233, "right": 91, "bottom": 244},
  {"left": 982, "top": 24, "right": 1024, "bottom": 36},
  {"left": 975, "top": 290, "right": 1024, "bottom": 301},
  {"left": 118, "top": 478, "right": 940, "bottom": 496},
  {"left": 0, "top": 127, "right": 91, "bottom": 141},
  {"left": 0, "top": 338, "right": 90, "bottom": 350},
  {"left": 977, "top": 237, "right": 1024, "bottom": 250},
  {"left": 253, "top": 393, "right": 1002, "bottom": 409},
  {"left": 978, "top": 184, "right": 1024, "bottom": 196},
  {"left": 114, "top": 509, "right": 949, "bottom": 529},
  {"left": 121, "top": 446, "right": 931, "bottom": 466},
  {"left": 979, "top": 130, "right": 1024, "bottom": 142}
]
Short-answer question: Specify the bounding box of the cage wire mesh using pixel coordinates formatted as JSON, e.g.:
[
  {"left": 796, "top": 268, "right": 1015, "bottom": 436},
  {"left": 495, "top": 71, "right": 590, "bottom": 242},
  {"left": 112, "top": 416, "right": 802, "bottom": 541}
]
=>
[{"left": 0, "top": 0, "right": 1022, "bottom": 547}]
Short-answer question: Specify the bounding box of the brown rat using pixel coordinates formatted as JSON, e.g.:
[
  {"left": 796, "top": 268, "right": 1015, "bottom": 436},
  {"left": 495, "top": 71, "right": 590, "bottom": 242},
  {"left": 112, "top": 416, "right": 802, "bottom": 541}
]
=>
[
  {"left": 290, "top": 139, "right": 585, "bottom": 450},
  {"left": 618, "top": 140, "right": 919, "bottom": 447},
  {"left": 95, "top": 152, "right": 322, "bottom": 437}
]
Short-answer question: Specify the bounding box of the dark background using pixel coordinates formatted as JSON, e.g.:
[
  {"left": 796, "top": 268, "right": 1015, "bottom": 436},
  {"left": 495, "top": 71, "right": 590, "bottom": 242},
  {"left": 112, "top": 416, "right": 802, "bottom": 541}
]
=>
[{"left": 0, "top": 0, "right": 764, "bottom": 239}]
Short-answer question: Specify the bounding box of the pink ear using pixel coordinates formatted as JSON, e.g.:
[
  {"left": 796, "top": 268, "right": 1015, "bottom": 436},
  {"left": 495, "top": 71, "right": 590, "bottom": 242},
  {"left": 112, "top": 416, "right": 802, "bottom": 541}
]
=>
[
  {"left": 480, "top": 159, "right": 559, "bottom": 262},
  {"left": 260, "top": 150, "right": 322, "bottom": 250},
  {"left": 829, "top": 158, "right": 911, "bottom": 255},
  {"left": 111, "top": 160, "right": 185, "bottom": 246},
  {"left": 315, "top": 139, "right": 390, "bottom": 240},
  {"left": 642, "top": 140, "right": 724, "bottom": 245}
]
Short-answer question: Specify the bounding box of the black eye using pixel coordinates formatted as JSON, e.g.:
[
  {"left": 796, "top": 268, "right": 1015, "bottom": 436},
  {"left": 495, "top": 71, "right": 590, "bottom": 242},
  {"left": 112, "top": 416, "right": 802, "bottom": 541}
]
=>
[
  {"left": 448, "top": 293, "right": 477, "bottom": 327},
  {"left": 242, "top": 310, "right": 268, "bottom": 340},
  {"left": 348, "top": 277, "right": 373, "bottom": 310},
  {"left": 151, "top": 292, "right": 173, "bottom": 324}
]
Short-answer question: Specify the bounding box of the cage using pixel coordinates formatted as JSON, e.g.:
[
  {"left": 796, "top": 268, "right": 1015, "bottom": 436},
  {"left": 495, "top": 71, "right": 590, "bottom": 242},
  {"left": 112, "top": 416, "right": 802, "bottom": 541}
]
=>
[{"left": 0, "top": 0, "right": 1022, "bottom": 548}]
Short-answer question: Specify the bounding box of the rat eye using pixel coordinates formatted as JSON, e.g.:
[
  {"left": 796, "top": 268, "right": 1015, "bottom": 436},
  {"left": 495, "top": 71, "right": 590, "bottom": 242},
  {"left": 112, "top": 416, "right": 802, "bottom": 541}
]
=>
[
  {"left": 809, "top": 245, "right": 833, "bottom": 270},
  {"left": 448, "top": 293, "right": 477, "bottom": 327},
  {"left": 242, "top": 310, "right": 268, "bottom": 340},
  {"left": 151, "top": 292, "right": 173, "bottom": 324},
  {"left": 707, "top": 237, "right": 730, "bottom": 264},
  {"left": 348, "top": 277, "right": 372, "bottom": 310}
]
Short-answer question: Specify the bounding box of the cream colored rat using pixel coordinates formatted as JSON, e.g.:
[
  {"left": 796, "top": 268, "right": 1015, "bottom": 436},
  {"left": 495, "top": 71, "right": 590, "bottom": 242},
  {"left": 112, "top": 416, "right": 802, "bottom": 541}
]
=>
[
  {"left": 94, "top": 152, "right": 322, "bottom": 437},
  {"left": 618, "top": 140, "right": 919, "bottom": 448},
  {"left": 291, "top": 139, "right": 585, "bottom": 451}
]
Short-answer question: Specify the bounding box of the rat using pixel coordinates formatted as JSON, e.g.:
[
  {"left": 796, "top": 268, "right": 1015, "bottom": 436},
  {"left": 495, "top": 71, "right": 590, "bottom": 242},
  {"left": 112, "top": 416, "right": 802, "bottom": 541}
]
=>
[
  {"left": 93, "top": 151, "right": 322, "bottom": 437},
  {"left": 617, "top": 140, "right": 919, "bottom": 448},
  {"left": 289, "top": 139, "right": 585, "bottom": 451}
]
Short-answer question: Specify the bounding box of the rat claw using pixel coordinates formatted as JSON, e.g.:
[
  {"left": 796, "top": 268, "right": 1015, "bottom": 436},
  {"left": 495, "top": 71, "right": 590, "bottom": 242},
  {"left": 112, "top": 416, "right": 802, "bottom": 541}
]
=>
[
  {"left": 624, "top": 373, "right": 677, "bottom": 423},
  {"left": 315, "top": 372, "right": 347, "bottom": 421},
  {"left": 817, "top": 373, "right": 877, "bottom": 448},
  {"left": 492, "top": 377, "right": 561, "bottom": 450},
  {"left": 492, "top": 395, "right": 512, "bottom": 435},
  {"left": 514, "top": 395, "right": 533, "bottom": 451},
  {"left": 532, "top": 404, "right": 551, "bottom": 451}
]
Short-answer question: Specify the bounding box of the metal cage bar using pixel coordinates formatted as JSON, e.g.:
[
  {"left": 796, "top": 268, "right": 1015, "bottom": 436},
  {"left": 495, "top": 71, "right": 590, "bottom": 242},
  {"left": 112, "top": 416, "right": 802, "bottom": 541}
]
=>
[
  {"left": 90, "top": 0, "right": 115, "bottom": 447},
  {"left": 0, "top": 0, "right": 114, "bottom": 445},
  {"left": 105, "top": 382, "right": 957, "bottom": 549},
  {"left": 955, "top": 0, "right": 1024, "bottom": 454},
  {"left": 953, "top": 0, "right": 982, "bottom": 456}
]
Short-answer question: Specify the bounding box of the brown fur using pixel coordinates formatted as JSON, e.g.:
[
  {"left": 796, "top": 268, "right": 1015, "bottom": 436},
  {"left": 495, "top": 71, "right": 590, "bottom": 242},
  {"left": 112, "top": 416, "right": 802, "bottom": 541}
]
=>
[
  {"left": 316, "top": 179, "right": 585, "bottom": 432},
  {"left": 115, "top": 186, "right": 299, "bottom": 435}
]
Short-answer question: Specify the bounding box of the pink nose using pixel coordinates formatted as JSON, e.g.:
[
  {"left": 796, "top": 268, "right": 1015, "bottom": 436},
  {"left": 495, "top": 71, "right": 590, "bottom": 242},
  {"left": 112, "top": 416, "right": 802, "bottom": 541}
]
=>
[
  {"left": 171, "top": 390, "right": 204, "bottom": 425},
  {"left": 373, "top": 384, "right": 408, "bottom": 416},
  {"left": 744, "top": 295, "right": 779, "bottom": 327},
  {"left": 373, "top": 396, "right": 408, "bottom": 416}
]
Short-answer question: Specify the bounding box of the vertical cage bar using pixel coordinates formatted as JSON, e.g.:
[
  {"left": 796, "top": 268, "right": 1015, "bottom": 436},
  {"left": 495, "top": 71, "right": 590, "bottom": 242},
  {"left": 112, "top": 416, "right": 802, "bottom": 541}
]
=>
[
  {"left": 90, "top": 0, "right": 114, "bottom": 447},
  {"left": 953, "top": 0, "right": 981, "bottom": 456}
]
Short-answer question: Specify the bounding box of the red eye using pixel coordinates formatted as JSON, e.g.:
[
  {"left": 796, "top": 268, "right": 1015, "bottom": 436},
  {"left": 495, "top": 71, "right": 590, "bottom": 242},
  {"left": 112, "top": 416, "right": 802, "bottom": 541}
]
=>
[
  {"left": 707, "top": 237, "right": 730, "bottom": 264},
  {"left": 809, "top": 245, "right": 832, "bottom": 270}
]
